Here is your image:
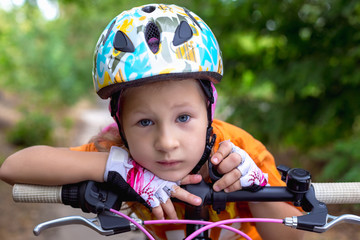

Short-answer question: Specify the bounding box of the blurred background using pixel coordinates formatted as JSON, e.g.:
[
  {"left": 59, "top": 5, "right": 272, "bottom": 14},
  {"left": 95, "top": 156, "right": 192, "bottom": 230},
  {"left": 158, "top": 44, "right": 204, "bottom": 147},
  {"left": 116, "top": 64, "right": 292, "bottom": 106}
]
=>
[{"left": 0, "top": 0, "right": 360, "bottom": 239}]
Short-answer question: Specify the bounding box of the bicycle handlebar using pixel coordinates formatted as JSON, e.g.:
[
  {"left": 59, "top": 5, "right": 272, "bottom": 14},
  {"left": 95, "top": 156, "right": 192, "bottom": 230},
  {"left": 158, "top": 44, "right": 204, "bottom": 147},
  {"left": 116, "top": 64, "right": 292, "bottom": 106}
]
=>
[{"left": 12, "top": 182, "right": 360, "bottom": 205}]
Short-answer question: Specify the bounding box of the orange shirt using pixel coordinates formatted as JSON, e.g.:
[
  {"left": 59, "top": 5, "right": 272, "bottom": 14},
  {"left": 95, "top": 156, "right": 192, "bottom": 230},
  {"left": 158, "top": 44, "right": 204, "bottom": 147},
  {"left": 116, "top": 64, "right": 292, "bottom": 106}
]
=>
[{"left": 71, "top": 119, "right": 289, "bottom": 240}]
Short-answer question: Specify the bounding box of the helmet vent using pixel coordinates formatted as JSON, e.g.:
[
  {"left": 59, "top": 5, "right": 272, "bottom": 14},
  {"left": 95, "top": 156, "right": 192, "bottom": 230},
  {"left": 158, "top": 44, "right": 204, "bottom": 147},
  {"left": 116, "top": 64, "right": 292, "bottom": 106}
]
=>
[
  {"left": 142, "top": 5, "right": 156, "bottom": 13},
  {"left": 173, "top": 21, "right": 193, "bottom": 46},
  {"left": 113, "top": 30, "right": 135, "bottom": 53},
  {"left": 145, "top": 22, "right": 160, "bottom": 53}
]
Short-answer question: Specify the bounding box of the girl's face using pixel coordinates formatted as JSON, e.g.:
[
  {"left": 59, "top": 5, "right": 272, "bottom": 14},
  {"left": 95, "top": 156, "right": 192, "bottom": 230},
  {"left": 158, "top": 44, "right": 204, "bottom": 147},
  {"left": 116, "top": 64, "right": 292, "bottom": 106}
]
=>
[{"left": 121, "top": 79, "right": 208, "bottom": 181}]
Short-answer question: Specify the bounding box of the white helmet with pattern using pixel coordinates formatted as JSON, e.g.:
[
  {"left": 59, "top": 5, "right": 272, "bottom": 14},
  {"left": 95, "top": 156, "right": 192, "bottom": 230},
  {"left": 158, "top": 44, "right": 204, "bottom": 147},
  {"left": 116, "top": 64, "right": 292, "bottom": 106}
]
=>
[{"left": 92, "top": 3, "right": 223, "bottom": 99}]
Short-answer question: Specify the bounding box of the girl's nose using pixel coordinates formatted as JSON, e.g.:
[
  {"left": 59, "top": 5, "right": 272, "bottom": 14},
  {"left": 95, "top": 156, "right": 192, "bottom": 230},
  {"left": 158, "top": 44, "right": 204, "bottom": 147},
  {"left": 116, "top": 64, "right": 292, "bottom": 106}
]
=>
[{"left": 154, "top": 126, "right": 179, "bottom": 152}]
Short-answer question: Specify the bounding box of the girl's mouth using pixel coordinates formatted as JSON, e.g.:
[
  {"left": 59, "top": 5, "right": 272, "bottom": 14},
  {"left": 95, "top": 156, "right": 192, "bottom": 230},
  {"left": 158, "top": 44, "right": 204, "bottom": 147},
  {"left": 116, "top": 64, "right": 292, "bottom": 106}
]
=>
[{"left": 157, "top": 160, "right": 182, "bottom": 167}]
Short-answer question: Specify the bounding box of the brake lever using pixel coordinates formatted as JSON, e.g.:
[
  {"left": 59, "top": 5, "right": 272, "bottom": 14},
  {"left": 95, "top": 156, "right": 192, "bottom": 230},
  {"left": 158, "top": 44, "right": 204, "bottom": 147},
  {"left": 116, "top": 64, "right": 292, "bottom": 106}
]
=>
[
  {"left": 285, "top": 213, "right": 360, "bottom": 233},
  {"left": 33, "top": 211, "right": 143, "bottom": 236},
  {"left": 33, "top": 215, "right": 114, "bottom": 236},
  {"left": 313, "top": 214, "right": 360, "bottom": 233}
]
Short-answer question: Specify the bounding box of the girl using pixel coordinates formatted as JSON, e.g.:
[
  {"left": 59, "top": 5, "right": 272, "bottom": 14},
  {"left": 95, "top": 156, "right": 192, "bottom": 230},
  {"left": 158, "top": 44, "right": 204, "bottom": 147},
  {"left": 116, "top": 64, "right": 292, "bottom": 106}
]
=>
[{"left": 0, "top": 4, "right": 303, "bottom": 240}]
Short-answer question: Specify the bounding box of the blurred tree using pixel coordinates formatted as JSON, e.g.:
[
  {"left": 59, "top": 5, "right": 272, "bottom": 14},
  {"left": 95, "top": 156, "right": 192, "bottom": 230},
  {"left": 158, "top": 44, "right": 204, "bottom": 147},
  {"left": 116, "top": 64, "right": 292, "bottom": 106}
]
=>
[
  {"left": 0, "top": 0, "right": 196, "bottom": 107},
  {"left": 192, "top": 0, "right": 360, "bottom": 180},
  {"left": 194, "top": 0, "right": 360, "bottom": 151}
]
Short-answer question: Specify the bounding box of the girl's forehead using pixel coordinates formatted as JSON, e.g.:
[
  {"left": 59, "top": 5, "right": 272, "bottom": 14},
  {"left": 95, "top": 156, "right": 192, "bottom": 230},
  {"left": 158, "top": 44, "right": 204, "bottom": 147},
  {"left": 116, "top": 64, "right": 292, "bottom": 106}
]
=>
[
  {"left": 123, "top": 78, "right": 205, "bottom": 97},
  {"left": 121, "top": 79, "right": 207, "bottom": 108}
]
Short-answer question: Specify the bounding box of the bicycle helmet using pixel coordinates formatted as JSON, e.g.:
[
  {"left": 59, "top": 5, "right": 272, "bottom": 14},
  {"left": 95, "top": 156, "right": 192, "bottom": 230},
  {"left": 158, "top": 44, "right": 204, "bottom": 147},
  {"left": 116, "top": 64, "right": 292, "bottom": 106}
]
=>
[{"left": 92, "top": 3, "right": 223, "bottom": 173}]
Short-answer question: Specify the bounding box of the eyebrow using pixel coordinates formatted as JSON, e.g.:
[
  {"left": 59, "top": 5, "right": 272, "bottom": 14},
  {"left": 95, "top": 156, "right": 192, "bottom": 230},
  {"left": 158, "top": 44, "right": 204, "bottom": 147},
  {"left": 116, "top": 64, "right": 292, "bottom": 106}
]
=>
[
  {"left": 130, "top": 102, "right": 196, "bottom": 116},
  {"left": 171, "top": 102, "right": 194, "bottom": 109}
]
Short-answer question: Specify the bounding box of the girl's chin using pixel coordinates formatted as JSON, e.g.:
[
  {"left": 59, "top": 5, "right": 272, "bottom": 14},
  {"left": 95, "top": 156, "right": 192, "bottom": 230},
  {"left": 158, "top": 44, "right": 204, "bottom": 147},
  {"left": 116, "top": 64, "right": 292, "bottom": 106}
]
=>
[{"left": 156, "top": 172, "right": 187, "bottom": 182}]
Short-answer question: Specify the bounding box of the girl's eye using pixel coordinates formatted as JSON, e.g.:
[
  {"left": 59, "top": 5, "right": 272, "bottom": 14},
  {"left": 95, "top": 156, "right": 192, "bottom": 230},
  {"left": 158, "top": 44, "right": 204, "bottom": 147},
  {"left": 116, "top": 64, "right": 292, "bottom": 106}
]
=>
[
  {"left": 138, "top": 119, "right": 153, "bottom": 127},
  {"left": 177, "top": 114, "right": 190, "bottom": 123}
]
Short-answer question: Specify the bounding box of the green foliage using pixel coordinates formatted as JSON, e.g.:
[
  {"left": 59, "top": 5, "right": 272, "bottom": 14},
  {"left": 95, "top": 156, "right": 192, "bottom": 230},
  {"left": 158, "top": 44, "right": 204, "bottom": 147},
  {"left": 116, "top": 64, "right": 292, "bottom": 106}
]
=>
[
  {"left": 0, "top": 2, "right": 90, "bottom": 107},
  {"left": 7, "top": 112, "right": 54, "bottom": 147},
  {"left": 310, "top": 135, "right": 360, "bottom": 182},
  {"left": 195, "top": 0, "right": 360, "bottom": 151},
  {"left": 190, "top": 0, "right": 360, "bottom": 179},
  {"left": 0, "top": 0, "right": 196, "bottom": 108}
]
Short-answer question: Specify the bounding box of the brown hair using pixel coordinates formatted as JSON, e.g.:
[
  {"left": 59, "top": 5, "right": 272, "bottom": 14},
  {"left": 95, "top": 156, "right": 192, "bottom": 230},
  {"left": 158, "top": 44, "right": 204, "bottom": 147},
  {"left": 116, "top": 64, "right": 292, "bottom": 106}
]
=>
[{"left": 89, "top": 124, "right": 124, "bottom": 152}]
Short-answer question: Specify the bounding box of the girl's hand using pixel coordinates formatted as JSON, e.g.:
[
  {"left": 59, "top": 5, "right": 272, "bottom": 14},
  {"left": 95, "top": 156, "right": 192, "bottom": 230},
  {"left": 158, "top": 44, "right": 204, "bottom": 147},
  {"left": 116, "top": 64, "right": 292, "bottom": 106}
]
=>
[
  {"left": 104, "top": 146, "right": 202, "bottom": 220},
  {"left": 152, "top": 174, "right": 202, "bottom": 220},
  {"left": 210, "top": 141, "right": 268, "bottom": 193}
]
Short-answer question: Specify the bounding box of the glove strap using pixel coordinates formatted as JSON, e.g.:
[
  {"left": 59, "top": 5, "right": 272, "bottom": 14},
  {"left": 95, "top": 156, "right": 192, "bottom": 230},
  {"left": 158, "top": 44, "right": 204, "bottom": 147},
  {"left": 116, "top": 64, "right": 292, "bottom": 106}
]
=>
[{"left": 107, "top": 171, "right": 152, "bottom": 210}]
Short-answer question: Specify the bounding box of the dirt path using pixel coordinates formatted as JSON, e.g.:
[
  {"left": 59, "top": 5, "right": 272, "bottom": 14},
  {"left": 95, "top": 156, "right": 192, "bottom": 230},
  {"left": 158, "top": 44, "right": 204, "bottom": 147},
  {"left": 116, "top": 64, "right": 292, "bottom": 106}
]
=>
[
  {"left": 0, "top": 97, "right": 145, "bottom": 240},
  {"left": 0, "top": 181, "right": 146, "bottom": 240}
]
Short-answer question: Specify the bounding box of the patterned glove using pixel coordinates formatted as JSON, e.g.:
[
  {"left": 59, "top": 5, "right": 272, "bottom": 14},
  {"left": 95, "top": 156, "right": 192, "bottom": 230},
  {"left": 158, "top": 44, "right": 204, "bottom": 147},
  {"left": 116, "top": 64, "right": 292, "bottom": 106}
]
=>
[
  {"left": 227, "top": 142, "right": 269, "bottom": 191},
  {"left": 104, "top": 146, "right": 178, "bottom": 209}
]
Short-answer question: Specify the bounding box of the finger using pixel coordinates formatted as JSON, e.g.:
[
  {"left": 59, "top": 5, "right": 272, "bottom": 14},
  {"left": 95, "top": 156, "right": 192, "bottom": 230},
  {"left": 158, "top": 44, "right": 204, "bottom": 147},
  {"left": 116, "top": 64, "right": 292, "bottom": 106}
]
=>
[
  {"left": 180, "top": 174, "right": 202, "bottom": 185},
  {"left": 211, "top": 141, "right": 233, "bottom": 165},
  {"left": 161, "top": 199, "right": 178, "bottom": 219},
  {"left": 171, "top": 185, "right": 202, "bottom": 206},
  {"left": 151, "top": 206, "right": 164, "bottom": 220},
  {"left": 213, "top": 168, "right": 242, "bottom": 192},
  {"left": 224, "top": 180, "right": 242, "bottom": 193},
  {"left": 216, "top": 152, "right": 243, "bottom": 175}
]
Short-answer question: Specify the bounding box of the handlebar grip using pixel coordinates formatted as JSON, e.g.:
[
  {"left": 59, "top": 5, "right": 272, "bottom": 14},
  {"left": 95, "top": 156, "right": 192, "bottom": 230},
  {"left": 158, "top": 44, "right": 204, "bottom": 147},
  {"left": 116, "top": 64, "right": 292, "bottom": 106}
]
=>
[
  {"left": 12, "top": 184, "right": 62, "bottom": 203},
  {"left": 312, "top": 182, "right": 360, "bottom": 204}
]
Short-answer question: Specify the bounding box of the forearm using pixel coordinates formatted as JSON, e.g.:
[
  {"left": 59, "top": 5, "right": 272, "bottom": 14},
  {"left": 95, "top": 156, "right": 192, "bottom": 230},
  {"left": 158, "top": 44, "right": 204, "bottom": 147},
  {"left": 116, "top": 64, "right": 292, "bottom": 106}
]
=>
[
  {"left": 249, "top": 202, "right": 304, "bottom": 240},
  {"left": 0, "top": 145, "right": 108, "bottom": 185}
]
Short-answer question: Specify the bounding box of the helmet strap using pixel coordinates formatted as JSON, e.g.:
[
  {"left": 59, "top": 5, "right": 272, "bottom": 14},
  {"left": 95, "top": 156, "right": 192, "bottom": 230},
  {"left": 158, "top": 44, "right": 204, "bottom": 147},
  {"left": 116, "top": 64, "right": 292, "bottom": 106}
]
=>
[
  {"left": 110, "top": 92, "right": 129, "bottom": 149},
  {"left": 190, "top": 80, "right": 216, "bottom": 174},
  {"left": 191, "top": 127, "right": 216, "bottom": 174}
]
